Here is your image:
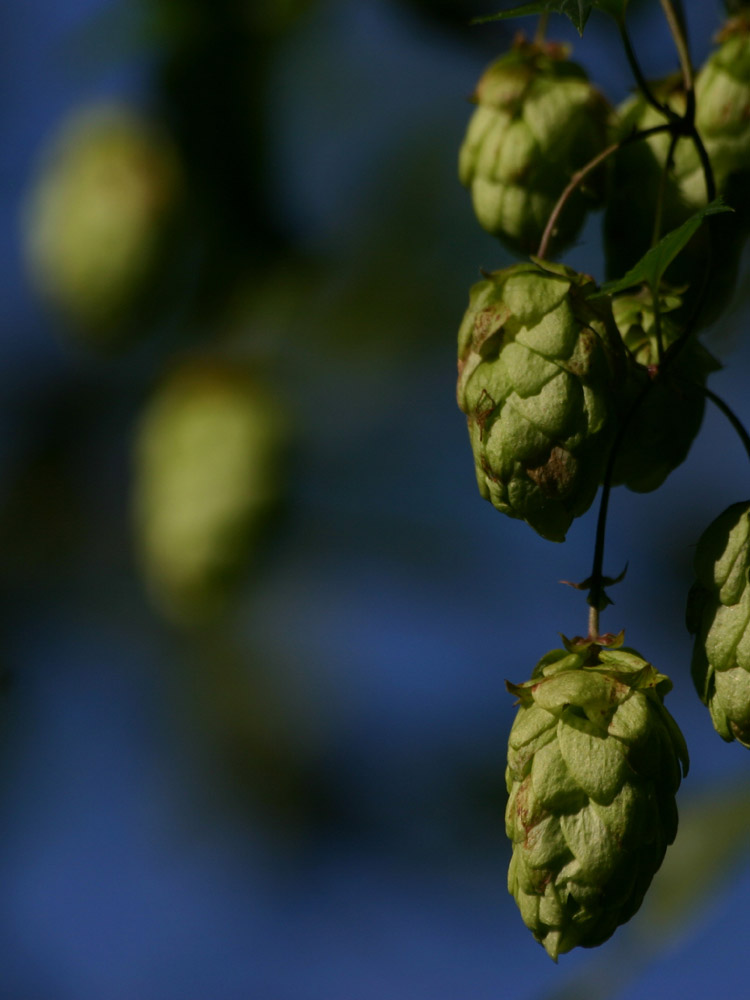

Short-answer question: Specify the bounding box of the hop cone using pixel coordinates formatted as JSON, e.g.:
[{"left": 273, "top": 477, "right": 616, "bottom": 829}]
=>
[
  {"left": 603, "top": 78, "right": 692, "bottom": 281},
  {"left": 610, "top": 289, "right": 720, "bottom": 493},
  {"left": 506, "top": 640, "right": 689, "bottom": 959},
  {"left": 456, "top": 260, "right": 623, "bottom": 542},
  {"left": 458, "top": 39, "right": 610, "bottom": 254},
  {"left": 689, "top": 16, "right": 750, "bottom": 210},
  {"left": 687, "top": 501, "right": 750, "bottom": 747},
  {"left": 133, "top": 361, "right": 286, "bottom": 624},
  {"left": 605, "top": 20, "right": 750, "bottom": 323},
  {"left": 22, "top": 103, "right": 183, "bottom": 347}
]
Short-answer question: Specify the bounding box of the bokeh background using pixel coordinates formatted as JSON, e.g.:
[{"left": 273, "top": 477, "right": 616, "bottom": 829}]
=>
[{"left": 2, "top": 1, "right": 750, "bottom": 997}]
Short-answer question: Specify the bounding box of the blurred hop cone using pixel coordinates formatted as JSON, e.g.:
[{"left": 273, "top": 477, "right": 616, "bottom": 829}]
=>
[
  {"left": 22, "top": 103, "right": 183, "bottom": 347},
  {"left": 458, "top": 38, "right": 611, "bottom": 255},
  {"left": 456, "top": 260, "right": 624, "bottom": 542},
  {"left": 133, "top": 361, "right": 286, "bottom": 624},
  {"left": 505, "top": 639, "right": 689, "bottom": 960},
  {"left": 610, "top": 289, "right": 720, "bottom": 493},
  {"left": 687, "top": 500, "right": 750, "bottom": 747}
]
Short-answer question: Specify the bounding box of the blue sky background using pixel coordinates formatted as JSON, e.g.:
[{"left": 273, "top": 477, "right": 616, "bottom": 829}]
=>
[{"left": 1, "top": 1, "right": 749, "bottom": 998}]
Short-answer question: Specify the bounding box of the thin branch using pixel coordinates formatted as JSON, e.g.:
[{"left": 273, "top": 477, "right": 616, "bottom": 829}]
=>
[
  {"left": 586, "top": 381, "right": 652, "bottom": 617},
  {"left": 692, "top": 128, "right": 717, "bottom": 202},
  {"left": 651, "top": 131, "right": 680, "bottom": 248},
  {"left": 618, "top": 20, "right": 672, "bottom": 118},
  {"left": 660, "top": 0, "right": 695, "bottom": 107},
  {"left": 537, "top": 124, "right": 673, "bottom": 260},
  {"left": 702, "top": 387, "right": 750, "bottom": 465}
]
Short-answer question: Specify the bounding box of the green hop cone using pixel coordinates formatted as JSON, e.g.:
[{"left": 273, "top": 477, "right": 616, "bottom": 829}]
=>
[
  {"left": 458, "top": 39, "right": 610, "bottom": 255},
  {"left": 505, "top": 638, "right": 689, "bottom": 960},
  {"left": 605, "top": 20, "right": 750, "bottom": 324},
  {"left": 456, "top": 260, "right": 624, "bottom": 542},
  {"left": 610, "top": 289, "right": 720, "bottom": 493},
  {"left": 691, "top": 16, "right": 750, "bottom": 212},
  {"left": 603, "top": 78, "right": 691, "bottom": 281},
  {"left": 133, "top": 360, "right": 286, "bottom": 624},
  {"left": 686, "top": 501, "right": 750, "bottom": 747},
  {"left": 22, "top": 103, "right": 183, "bottom": 347}
]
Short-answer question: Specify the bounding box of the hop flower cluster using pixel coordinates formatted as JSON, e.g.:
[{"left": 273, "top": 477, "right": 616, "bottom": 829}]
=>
[
  {"left": 455, "top": 9, "right": 750, "bottom": 962},
  {"left": 458, "top": 40, "right": 610, "bottom": 255},
  {"left": 604, "top": 17, "right": 750, "bottom": 322},
  {"left": 506, "top": 640, "right": 688, "bottom": 960},
  {"left": 457, "top": 260, "right": 623, "bottom": 541}
]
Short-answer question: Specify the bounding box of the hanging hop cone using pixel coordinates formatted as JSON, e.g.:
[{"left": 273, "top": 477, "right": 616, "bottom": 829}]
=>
[
  {"left": 133, "top": 360, "right": 286, "bottom": 624},
  {"left": 686, "top": 501, "right": 750, "bottom": 747},
  {"left": 456, "top": 260, "right": 624, "bottom": 542},
  {"left": 609, "top": 289, "right": 720, "bottom": 493},
  {"left": 605, "top": 19, "right": 750, "bottom": 324},
  {"left": 458, "top": 38, "right": 610, "bottom": 255},
  {"left": 605, "top": 25, "right": 750, "bottom": 271},
  {"left": 686, "top": 15, "right": 750, "bottom": 212},
  {"left": 22, "top": 103, "right": 183, "bottom": 348},
  {"left": 603, "top": 78, "right": 692, "bottom": 282},
  {"left": 506, "top": 639, "right": 689, "bottom": 960}
]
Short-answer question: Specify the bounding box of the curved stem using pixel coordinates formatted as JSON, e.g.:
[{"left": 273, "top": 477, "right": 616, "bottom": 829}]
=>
[
  {"left": 588, "top": 479, "right": 613, "bottom": 621},
  {"left": 657, "top": 2, "right": 716, "bottom": 204},
  {"left": 618, "top": 19, "right": 672, "bottom": 118},
  {"left": 692, "top": 128, "right": 717, "bottom": 202},
  {"left": 651, "top": 131, "right": 680, "bottom": 248},
  {"left": 537, "top": 124, "right": 673, "bottom": 259},
  {"left": 587, "top": 380, "right": 652, "bottom": 619},
  {"left": 702, "top": 387, "right": 750, "bottom": 464},
  {"left": 660, "top": 0, "right": 694, "bottom": 100}
]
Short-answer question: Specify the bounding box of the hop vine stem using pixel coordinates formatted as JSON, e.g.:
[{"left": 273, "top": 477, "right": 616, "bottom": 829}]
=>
[
  {"left": 618, "top": 19, "right": 672, "bottom": 118},
  {"left": 585, "top": 380, "right": 652, "bottom": 631},
  {"left": 536, "top": 124, "right": 673, "bottom": 260},
  {"left": 702, "top": 387, "right": 750, "bottom": 465},
  {"left": 585, "top": 382, "right": 750, "bottom": 637},
  {"left": 660, "top": 0, "right": 695, "bottom": 105},
  {"left": 563, "top": 1, "right": 722, "bottom": 630}
]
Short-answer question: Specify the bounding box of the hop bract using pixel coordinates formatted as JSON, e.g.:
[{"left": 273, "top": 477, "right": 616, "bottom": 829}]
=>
[
  {"left": 687, "top": 501, "right": 750, "bottom": 747},
  {"left": 505, "top": 640, "right": 689, "bottom": 960},
  {"left": 610, "top": 289, "right": 720, "bottom": 493},
  {"left": 133, "top": 360, "right": 286, "bottom": 624},
  {"left": 22, "top": 103, "right": 183, "bottom": 347},
  {"left": 456, "top": 260, "right": 623, "bottom": 542},
  {"left": 458, "top": 39, "right": 610, "bottom": 254}
]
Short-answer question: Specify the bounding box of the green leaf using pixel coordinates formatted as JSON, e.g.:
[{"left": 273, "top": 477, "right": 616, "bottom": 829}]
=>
[
  {"left": 470, "top": 0, "right": 628, "bottom": 35},
  {"left": 600, "top": 199, "right": 734, "bottom": 296}
]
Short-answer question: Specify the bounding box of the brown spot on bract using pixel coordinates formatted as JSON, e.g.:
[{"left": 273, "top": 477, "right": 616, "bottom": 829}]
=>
[
  {"left": 474, "top": 389, "right": 497, "bottom": 442},
  {"left": 526, "top": 446, "right": 575, "bottom": 498}
]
